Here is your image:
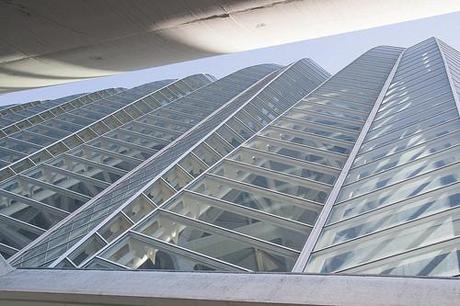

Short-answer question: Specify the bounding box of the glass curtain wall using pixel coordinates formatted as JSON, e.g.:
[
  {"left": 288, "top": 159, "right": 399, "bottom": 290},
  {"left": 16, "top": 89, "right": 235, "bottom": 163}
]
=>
[
  {"left": 13, "top": 60, "right": 330, "bottom": 269},
  {"left": 0, "top": 75, "right": 213, "bottom": 260},
  {"left": 8, "top": 64, "right": 286, "bottom": 266},
  {"left": 306, "top": 38, "right": 460, "bottom": 277},
  {"left": 68, "top": 48, "right": 402, "bottom": 272}
]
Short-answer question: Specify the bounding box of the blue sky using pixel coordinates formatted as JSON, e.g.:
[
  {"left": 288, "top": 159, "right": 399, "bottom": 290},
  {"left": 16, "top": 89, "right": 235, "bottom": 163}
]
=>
[{"left": 1, "top": 11, "right": 459, "bottom": 107}]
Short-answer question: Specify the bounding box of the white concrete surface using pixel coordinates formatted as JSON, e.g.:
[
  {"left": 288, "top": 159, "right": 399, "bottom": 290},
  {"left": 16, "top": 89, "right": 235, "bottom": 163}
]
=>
[
  {"left": 0, "top": 268, "right": 459, "bottom": 305},
  {"left": 1, "top": 0, "right": 460, "bottom": 92}
]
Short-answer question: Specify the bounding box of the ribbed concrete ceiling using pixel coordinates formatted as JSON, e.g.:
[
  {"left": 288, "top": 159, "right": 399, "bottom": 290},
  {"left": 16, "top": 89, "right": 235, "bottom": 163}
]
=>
[{"left": 1, "top": 0, "right": 460, "bottom": 93}]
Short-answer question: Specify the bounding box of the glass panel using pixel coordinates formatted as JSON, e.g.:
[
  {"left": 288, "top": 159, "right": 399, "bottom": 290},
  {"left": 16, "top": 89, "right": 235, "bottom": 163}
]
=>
[
  {"left": 245, "top": 136, "right": 346, "bottom": 168},
  {"left": 330, "top": 162, "right": 460, "bottom": 223},
  {"left": 51, "top": 156, "right": 122, "bottom": 184},
  {"left": 211, "top": 161, "right": 329, "bottom": 203},
  {"left": 226, "top": 117, "right": 253, "bottom": 140},
  {"left": 190, "top": 176, "right": 322, "bottom": 225},
  {"left": 354, "top": 120, "right": 460, "bottom": 167},
  {"left": 235, "top": 110, "right": 262, "bottom": 131},
  {"left": 346, "top": 131, "right": 460, "bottom": 183},
  {"left": 292, "top": 104, "right": 367, "bottom": 121},
  {"left": 0, "top": 148, "right": 26, "bottom": 163},
  {"left": 0, "top": 221, "right": 40, "bottom": 250},
  {"left": 69, "top": 234, "right": 106, "bottom": 266},
  {"left": 29, "top": 150, "right": 53, "bottom": 164},
  {"left": 111, "top": 128, "right": 174, "bottom": 144},
  {"left": 123, "top": 195, "right": 155, "bottom": 222},
  {"left": 192, "top": 143, "right": 221, "bottom": 166},
  {"left": 90, "top": 138, "right": 150, "bottom": 160},
  {"left": 144, "top": 180, "right": 175, "bottom": 205},
  {"left": 162, "top": 165, "right": 193, "bottom": 190},
  {"left": 0, "top": 138, "right": 41, "bottom": 155},
  {"left": 136, "top": 212, "right": 297, "bottom": 271},
  {"left": 98, "top": 213, "right": 133, "bottom": 242},
  {"left": 84, "top": 257, "right": 126, "bottom": 270},
  {"left": 3, "top": 178, "right": 86, "bottom": 213},
  {"left": 361, "top": 109, "right": 458, "bottom": 153},
  {"left": 204, "top": 134, "right": 234, "bottom": 157},
  {"left": 178, "top": 153, "right": 208, "bottom": 177},
  {"left": 299, "top": 96, "right": 370, "bottom": 113},
  {"left": 168, "top": 195, "right": 309, "bottom": 250},
  {"left": 0, "top": 195, "right": 60, "bottom": 230},
  {"left": 375, "top": 90, "right": 453, "bottom": 121},
  {"left": 285, "top": 110, "right": 362, "bottom": 131},
  {"left": 216, "top": 124, "right": 244, "bottom": 147},
  {"left": 100, "top": 234, "right": 222, "bottom": 271},
  {"left": 154, "top": 110, "right": 199, "bottom": 125},
  {"left": 260, "top": 128, "right": 351, "bottom": 154},
  {"left": 48, "top": 142, "right": 69, "bottom": 156},
  {"left": 318, "top": 183, "right": 460, "bottom": 249},
  {"left": 141, "top": 117, "right": 190, "bottom": 133},
  {"left": 367, "top": 100, "right": 456, "bottom": 140},
  {"left": 230, "top": 148, "right": 337, "bottom": 185},
  {"left": 308, "top": 207, "right": 460, "bottom": 273},
  {"left": 10, "top": 158, "right": 35, "bottom": 173},
  {"left": 273, "top": 118, "right": 358, "bottom": 142},
  {"left": 27, "top": 124, "right": 69, "bottom": 139},
  {"left": 12, "top": 131, "right": 55, "bottom": 146},
  {"left": 348, "top": 238, "right": 460, "bottom": 277},
  {"left": 340, "top": 145, "right": 460, "bottom": 201},
  {"left": 28, "top": 166, "right": 104, "bottom": 198}
]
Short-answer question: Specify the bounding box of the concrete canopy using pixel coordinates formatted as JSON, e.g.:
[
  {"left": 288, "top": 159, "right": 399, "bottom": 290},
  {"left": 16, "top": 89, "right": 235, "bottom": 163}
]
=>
[
  {"left": 0, "top": 269, "right": 459, "bottom": 306},
  {"left": 1, "top": 0, "right": 460, "bottom": 93}
]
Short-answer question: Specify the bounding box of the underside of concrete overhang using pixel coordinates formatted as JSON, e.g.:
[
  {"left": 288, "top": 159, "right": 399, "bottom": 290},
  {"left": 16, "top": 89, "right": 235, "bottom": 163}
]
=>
[{"left": 1, "top": 0, "right": 460, "bottom": 93}]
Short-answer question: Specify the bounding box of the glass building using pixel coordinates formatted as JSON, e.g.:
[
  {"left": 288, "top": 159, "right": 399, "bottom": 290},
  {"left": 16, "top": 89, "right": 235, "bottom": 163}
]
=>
[{"left": 0, "top": 37, "right": 460, "bottom": 305}]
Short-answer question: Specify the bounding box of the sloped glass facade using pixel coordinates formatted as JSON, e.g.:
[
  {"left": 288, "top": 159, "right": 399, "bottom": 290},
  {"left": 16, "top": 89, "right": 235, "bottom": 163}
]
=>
[
  {"left": 305, "top": 38, "right": 460, "bottom": 277},
  {"left": 7, "top": 61, "right": 329, "bottom": 267},
  {"left": 2, "top": 37, "right": 460, "bottom": 279},
  {"left": 75, "top": 46, "right": 401, "bottom": 272},
  {"left": 0, "top": 75, "right": 214, "bottom": 259}
]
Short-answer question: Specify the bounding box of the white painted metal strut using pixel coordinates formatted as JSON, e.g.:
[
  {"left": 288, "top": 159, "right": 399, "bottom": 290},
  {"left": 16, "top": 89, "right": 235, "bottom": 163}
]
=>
[{"left": 291, "top": 49, "right": 405, "bottom": 272}]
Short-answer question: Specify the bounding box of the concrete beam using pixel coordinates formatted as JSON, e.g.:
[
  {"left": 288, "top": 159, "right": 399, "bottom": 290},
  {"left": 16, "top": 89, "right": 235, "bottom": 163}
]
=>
[
  {"left": 0, "top": 254, "right": 13, "bottom": 276},
  {"left": 0, "top": 269, "right": 459, "bottom": 305}
]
